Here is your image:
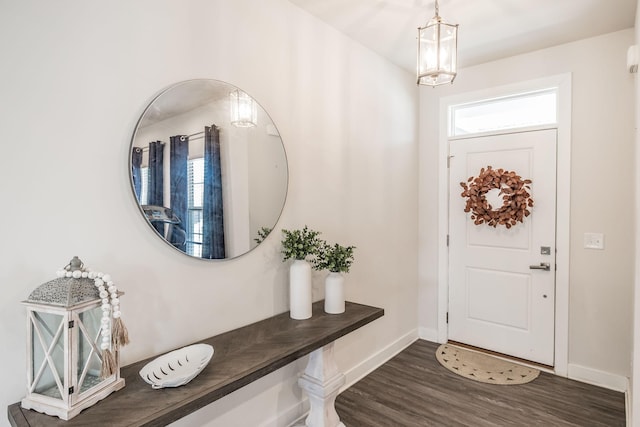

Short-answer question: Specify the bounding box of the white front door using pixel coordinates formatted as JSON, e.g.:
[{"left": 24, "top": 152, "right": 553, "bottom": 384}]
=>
[{"left": 448, "top": 129, "right": 557, "bottom": 366}]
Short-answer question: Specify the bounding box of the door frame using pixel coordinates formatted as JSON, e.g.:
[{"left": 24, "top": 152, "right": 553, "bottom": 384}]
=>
[{"left": 437, "top": 74, "right": 572, "bottom": 376}]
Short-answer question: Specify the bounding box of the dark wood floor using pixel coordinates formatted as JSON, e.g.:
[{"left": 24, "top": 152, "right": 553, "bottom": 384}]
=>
[{"left": 335, "top": 340, "right": 626, "bottom": 426}]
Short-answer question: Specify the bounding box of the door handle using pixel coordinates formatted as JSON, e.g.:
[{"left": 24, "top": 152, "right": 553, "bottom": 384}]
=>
[{"left": 529, "top": 262, "right": 551, "bottom": 271}]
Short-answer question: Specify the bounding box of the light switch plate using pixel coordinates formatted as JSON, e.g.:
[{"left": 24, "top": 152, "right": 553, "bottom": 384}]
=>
[{"left": 584, "top": 232, "right": 604, "bottom": 250}]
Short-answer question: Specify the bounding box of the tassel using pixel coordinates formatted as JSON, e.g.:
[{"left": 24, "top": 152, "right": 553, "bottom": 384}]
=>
[
  {"left": 100, "top": 349, "right": 116, "bottom": 379},
  {"left": 111, "top": 317, "right": 130, "bottom": 348}
]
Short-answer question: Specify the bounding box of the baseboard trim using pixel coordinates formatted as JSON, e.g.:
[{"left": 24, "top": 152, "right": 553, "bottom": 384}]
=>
[
  {"left": 281, "top": 329, "right": 420, "bottom": 427},
  {"left": 416, "top": 331, "right": 628, "bottom": 395},
  {"left": 275, "top": 398, "right": 308, "bottom": 427},
  {"left": 567, "top": 363, "right": 629, "bottom": 393},
  {"left": 230, "top": 337, "right": 634, "bottom": 427},
  {"left": 342, "top": 329, "right": 419, "bottom": 391}
]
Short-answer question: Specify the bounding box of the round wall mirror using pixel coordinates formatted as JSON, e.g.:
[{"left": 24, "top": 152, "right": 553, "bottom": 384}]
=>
[{"left": 129, "top": 79, "right": 288, "bottom": 260}]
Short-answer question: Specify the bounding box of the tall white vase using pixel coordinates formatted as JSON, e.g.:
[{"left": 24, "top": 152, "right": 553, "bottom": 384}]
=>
[
  {"left": 289, "top": 259, "right": 312, "bottom": 320},
  {"left": 324, "top": 272, "right": 345, "bottom": 314}
]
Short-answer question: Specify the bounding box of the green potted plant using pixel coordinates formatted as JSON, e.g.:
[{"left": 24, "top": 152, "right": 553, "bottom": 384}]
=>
[
  {"left": 313, "top": 242, "right": 355, "bottom": 273},
  {"left": 281, "top": 226, "right": 322, "bottom": 319},
  {"left": 281, "top": 226, "right": 322, "bottom": 261},
  {"left": 313, "top": 241, "right": 356, "bottom": 314}
]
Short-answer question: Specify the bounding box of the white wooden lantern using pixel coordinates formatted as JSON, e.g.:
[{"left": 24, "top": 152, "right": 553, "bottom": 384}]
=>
[{"left": 21, "top": 258, "right": 125, "bottom": 420}]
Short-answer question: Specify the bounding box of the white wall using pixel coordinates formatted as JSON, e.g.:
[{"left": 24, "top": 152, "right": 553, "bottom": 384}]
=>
[
  {"left": 0, "top": 1, "right": 418, "bottom": 426},
  {"left": 632, "top": 1, "right": 640, "bottom": 424},
  {"left": 419, "top": 30, "right": 635, "bottom": 383}
]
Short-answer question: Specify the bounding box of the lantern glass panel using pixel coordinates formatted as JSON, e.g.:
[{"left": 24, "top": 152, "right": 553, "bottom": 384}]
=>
[
  {"left": 78, "top": 307, "right": 106, "bottom": 394},
  {"left": 439, "top": 23, "right": 457, "bottom": 72},
  {"left": 418, "top": 25, "right": 439, "bottom": 75},
  {"left": 31, "top": 311, "right": 65, "bottom": 400}
]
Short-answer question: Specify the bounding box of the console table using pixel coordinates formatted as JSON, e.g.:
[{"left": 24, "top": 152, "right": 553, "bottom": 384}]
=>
[{"left": 8, "top": 301, "right": 384, "bottom": 427}]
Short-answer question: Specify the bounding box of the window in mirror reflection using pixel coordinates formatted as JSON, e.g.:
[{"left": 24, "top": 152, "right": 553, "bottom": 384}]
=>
[
  {"left": 137, "top": 153, "right": 235, "bottom": 258},
  {"left": 139, "top": 167, "right": 150, "bottom": 204},
  {"left": 187, "top": 158, "right": 205, "bottom": 257}
]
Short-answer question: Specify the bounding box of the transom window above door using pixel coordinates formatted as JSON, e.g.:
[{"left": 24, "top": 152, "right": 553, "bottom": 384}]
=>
[{"left": 449, "top": 89, "right": 557, "bottom": 137}]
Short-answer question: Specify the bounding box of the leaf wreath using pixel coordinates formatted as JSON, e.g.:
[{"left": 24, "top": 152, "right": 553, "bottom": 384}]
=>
[{"left": 460, "top": 166, "right": 533, "bottom": 229}]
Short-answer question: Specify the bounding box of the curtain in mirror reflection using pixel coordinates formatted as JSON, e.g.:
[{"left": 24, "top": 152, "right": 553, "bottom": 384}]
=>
[
  {"left": 148, "top": 141, "right": 165, "bottom": 235},
  {"left": 131, "top": 130, "right": 226, "bottom": 259},
  {"left": 170, "top": 136, "right": 188, "bottom": 252},
  {"left": 202, "top": 125, "right": 225, "bottom": 259}
]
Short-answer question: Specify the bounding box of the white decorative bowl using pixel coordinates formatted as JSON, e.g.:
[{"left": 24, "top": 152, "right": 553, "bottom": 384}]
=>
[{"left": 139, "top": 343, "right": 214, "bottom": 389}]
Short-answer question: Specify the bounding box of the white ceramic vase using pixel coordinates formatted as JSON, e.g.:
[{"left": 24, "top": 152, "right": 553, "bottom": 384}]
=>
[
  {"left": 289, "top": 259, "right": 312, "bottom": 320},
  {"left": 324, "top": 272, "right": 345, "bottom": 314}
]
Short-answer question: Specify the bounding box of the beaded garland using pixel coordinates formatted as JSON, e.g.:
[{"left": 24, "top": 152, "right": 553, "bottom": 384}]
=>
[{"left": 56, "top": 260, "right": 130, "bottom": 378}]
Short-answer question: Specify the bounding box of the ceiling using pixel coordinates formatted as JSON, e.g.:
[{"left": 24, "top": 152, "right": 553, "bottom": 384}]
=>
[
  {"left": 288, "top": 0, "right": 637, "bottom": 73},
  {"left": 138, "top": 80, "right": 232, "bottom": 128}
]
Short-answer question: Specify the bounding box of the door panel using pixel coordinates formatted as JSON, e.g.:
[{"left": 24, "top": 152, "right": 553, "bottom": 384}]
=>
[
  {"left": 448, "top": 129, "right": 557, "bottom": 365},
  {"left": 466, "top": 268, "right": 530, "bottom": 330}
]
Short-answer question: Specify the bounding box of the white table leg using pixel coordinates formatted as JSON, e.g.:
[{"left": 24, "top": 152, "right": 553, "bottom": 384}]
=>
[{"left": 297, "top": 342, "right": 346, "bottom": 427}]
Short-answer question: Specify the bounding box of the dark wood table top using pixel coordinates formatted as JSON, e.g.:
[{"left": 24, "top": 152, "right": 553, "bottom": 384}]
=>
[{"left": 8, "top": 301, "right": 384, "bottom": 427}]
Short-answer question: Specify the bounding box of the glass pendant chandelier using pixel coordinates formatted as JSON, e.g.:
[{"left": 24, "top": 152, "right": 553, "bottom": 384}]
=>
[{"left": 417, "top": 0, "right": 458, "bottom": 86}]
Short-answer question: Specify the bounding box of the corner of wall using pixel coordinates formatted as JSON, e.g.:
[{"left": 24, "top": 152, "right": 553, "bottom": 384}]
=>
[
  {"left": 419, "top": 327, "right": 440, "bottom": 343},
  {"left": 630, "top": 3, "right": 640, "bottom": 426}
]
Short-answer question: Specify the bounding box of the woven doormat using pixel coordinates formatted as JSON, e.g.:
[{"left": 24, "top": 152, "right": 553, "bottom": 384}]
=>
[{"left": 435, "top": 343, "right": 540, "bottom": 385}]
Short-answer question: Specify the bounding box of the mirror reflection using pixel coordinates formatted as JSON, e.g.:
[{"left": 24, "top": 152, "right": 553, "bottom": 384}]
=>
[{"left": 130, "top": 79, "right": 288, "bottom": 260}]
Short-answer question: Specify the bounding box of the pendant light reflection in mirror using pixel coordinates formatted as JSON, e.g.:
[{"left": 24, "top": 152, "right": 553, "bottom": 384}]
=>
[{"left": 230, "top": 89, "right": 258, "bottom": 128}]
